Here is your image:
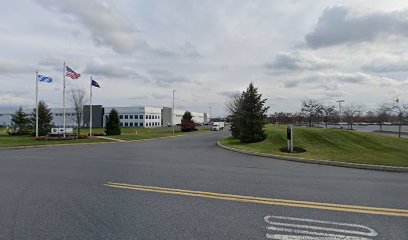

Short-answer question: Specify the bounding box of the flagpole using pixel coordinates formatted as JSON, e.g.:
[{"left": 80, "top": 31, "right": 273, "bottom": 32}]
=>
[
  {"left": 89, "top": 76, "right": 93, "bottom": 137},
  {"left": 63, "top": 62, "right": 66, "bottom": 138},
  {"left": 35, "top": 70, "right": 39, "bottom": 138}
]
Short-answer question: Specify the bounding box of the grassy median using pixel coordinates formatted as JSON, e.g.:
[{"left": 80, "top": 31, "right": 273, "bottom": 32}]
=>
[{"left": 221, "top": 126, "right": 408, "bottom": 167}]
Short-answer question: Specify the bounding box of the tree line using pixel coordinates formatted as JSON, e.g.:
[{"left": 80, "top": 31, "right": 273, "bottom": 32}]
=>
[
  {"left": 225, "top": 83, "right": 408, "bottom": 142},
  {"left": 268, "top": 98, "right": 408, "bottom": 137}
]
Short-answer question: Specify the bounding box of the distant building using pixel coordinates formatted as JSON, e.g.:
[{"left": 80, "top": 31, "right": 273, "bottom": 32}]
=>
[
  {"left": 102, "top": 106, "right": 162, "bottom": 128},
  {"left": 0, "top": 105, "right": 207, "bottom": 128}
]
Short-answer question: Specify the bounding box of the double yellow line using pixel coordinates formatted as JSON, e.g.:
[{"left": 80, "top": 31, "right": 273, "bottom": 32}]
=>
[{"left": 104, "top": 182, "right": 408, "bottom": 217}]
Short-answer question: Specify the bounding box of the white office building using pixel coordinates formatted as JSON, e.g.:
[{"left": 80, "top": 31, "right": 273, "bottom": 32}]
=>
[
  {"left": 0, "top": 105, "right": 207, "bottom": 129},
  {"left": 103, "top": 106, "right": 162, "bottom": 128}
]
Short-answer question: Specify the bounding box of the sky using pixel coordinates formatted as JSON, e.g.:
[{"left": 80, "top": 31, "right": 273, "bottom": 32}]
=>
[{"left": 1, "top": 0, "right": 408, "bottom": 117}]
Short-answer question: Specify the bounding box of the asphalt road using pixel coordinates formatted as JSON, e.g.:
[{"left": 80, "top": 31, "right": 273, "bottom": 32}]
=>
[{"left": 0, "top": 130, "right": 407, "bottom": 239}]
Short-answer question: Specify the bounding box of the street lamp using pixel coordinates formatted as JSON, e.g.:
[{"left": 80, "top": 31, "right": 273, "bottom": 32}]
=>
[
  {"left": 208, "top": 106, "right": 211, "bottom": 122},
  {"left": 336, "top": 100, "right": 345, "bottom": 126},
  {"left": 172, "top": 89, "right": 176, "bottom": 135}
]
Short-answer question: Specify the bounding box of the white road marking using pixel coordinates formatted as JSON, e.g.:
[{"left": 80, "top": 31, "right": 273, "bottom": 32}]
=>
[
  {"left": 267, "top": 226, "right": 371, "bottom": 240},
  {"left": 265, "top": 215, "right": 377, "bottom": 240},
  {"left": 266, "top": 234, "right": 357, "bottom": 240}
]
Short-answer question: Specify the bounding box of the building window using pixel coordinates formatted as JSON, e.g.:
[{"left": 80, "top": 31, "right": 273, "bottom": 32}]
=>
[
  {"left": 125, "top": 115, "right": 128, "bottom": 119},
  {"left": 125, "top": 122, "right": 128, "bottom": 127},
  {"left": 130, "top": 115, "right": 133, "bottom": 119},
  {"left": 135, "top": 115, "right": 138, "bottom": 119},
  {"left": 158, "top": 115, "right": 160, "bottom": 119},
  {"left": 139, "top": 122, "right": 143, "bottom": 127},
  {"left": 119, "top": 115, "right": 123, "bottom": 119},
  {"left": 120, "top": 122, "right": 123, "bottom": 127},
  {"left": 130, "top": 122, "right": 133, "bottom": 127},
  {"left": 140, "top": 115, "right": 143, "bottom": 119}
]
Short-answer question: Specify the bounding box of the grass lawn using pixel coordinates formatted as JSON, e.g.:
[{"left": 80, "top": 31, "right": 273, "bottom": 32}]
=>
[
  {"left": 0, "top": 135, "right": 114, "bottom": 148},
  {"left": 108, "top": 127, "right": 210, "bottom": 141},
  {"left": 81, "top": 127, "right": 211, "bottom": 135},
  {"left": 0, "top": 127, "right": 211, "bottom": 147},
  {"left": 221, "top": 125, "right": 408, "bottom": 167}
]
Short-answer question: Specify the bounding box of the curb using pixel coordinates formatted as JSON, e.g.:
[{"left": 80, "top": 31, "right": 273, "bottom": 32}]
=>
[{"left": 217, "top": 140, "right": 408, "bottom": 173}]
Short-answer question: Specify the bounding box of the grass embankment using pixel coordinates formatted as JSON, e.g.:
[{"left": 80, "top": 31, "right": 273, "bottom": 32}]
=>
[
  {"left": 221, "top": 126, "right": 408, "bottom": 167},
  {"left": 0, "top": 127, "right": 211, "bottom": 147}
]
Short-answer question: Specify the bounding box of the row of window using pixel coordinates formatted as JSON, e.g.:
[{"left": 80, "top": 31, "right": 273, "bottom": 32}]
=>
[
  {"left": 54, "top": 113, "right": 75, "bottom": 117},
  {"left": 120, "top": 122, "right": 161, "bottom": 127},
  {"left": 119, "top": 114, "right": 160, "bottom": 120}
]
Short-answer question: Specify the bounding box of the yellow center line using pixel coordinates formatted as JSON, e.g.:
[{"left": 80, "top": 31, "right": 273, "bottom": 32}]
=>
[
  {"left": 104, "top": 182, "right": 408, "bottom": 217},
  {"left": 106, "top": 182, "right": 408, "bottom": 214}
]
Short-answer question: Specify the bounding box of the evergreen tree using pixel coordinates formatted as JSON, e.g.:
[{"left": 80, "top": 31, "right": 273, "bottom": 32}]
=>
[
  {"left": 31, "top": 100, "right": 54, "bottom": 136},
  {"left": 182, "top": 111, "right": 193, "bottom": 121},
  {"left": 235, "top": 83, "right": 269, "bottom": 143},
  {"left": 181, "top": 111, "right": 196, "bottom": 132},
  {"left": 8, "top": 107, "right": 31, "bottom": 135},
  {"left": 105, "top": 109, "right": 121, "bottom": 135}
]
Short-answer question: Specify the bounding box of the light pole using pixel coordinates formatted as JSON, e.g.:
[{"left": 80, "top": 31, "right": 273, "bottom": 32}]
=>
[
  {"left": 336, "top": 99, "right": 345, "bottom": 126},
  {"left": 172, "top": 89, "right": 176, "bottom": 135},
  {"left": 209, "top": 106, "right": 212, "bottom": 122}
]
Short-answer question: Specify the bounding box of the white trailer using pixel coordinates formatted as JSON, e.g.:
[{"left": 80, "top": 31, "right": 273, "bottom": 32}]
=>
[{"left": 212, "top": 122, "right": 225, "bottom": 131}]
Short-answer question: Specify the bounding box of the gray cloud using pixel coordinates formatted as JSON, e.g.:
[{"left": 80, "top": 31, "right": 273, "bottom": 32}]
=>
[
  {"left": 0, "top": 60, "right": 32, "bottom": 74},
  {"left": 266, "top": 51, "right": 334, "bottom": 71},
  {"left": 282, "top": 71, "right": 391, "bottom": 89},
  {"left": 36, "top": 0, "right": 148, "bottom": 54},
  {"left": 148, "top": 69, "right": 191, "bottom": 87},
  {"left": 38, "top": 57, "right": 62, "bottom": 71},
  {"left": 84, "top": 59, "right": 141, "bottom": 78},
  {"left": 218, "top": 91, "right": 241, "bottom": 98},
  {"left": 362, "top": 54, "right": 408, "bottom": 73},
  {"left": 306, "top": 6, "right": 408, "bottom": 48},
  {"left": 151, "top": 93, "right": 169, "bottom": 100},
  {"left": 0, "top": 90, "right": 30, "bottom": 96},
  {"left": 271, "top": 96, "right": 288, "bottom": 101},
  {"left": 284, "top": 80, "right": 300, "bottom": 88},
  {"left": 148, "top": 42, "right": 202, "bottom": 59},
  {"left": 128, "top": 96, "right": 149, "bottom": 101}
]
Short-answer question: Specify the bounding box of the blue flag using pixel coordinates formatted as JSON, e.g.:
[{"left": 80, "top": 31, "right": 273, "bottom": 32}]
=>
[
  {"left": 38, "top": 75, "right": 53, "bottom": 83},
  {"left": 91, "top": 79, "right": 100, "bottom": 88}
]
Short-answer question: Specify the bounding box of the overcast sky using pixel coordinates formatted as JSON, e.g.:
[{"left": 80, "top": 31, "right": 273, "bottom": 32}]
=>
[{"left": 1, "top": 0, "right": 408, "bottom": 117}]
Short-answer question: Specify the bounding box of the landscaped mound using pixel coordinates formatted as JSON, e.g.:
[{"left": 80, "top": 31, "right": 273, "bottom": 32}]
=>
[{"left": 221, "top": 126, "right": 408, "bottom": 167}]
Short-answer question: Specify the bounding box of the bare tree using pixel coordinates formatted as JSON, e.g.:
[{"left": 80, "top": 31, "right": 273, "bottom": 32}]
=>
[
  {"left": 322, "top": 105, "right": 337, "bottom": 128},
  {"left": 69, "top": 87, "right": 87, "bottom": 137},
  {"left": 388, "top": 97, "right": 408, "bottom": 137},
  {"left": 225, "top": 92, "right": 243, "bottom": 138},
  {"left": 343, "top": 105, "right": 364, "bottom": 130},
  {"left": 301, "top": 99, "right": 323, "bottom": 127},
  {"left": 375, "top": 103, "right": 390, "bottom": 132},
  {"left": 225, "top": 92, "right": 242, "bottom": 115}
]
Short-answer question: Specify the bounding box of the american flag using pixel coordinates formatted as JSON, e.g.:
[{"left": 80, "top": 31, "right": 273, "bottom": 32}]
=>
[{"left": 66, "top": 66, "right": 81, "bottom": 79}]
